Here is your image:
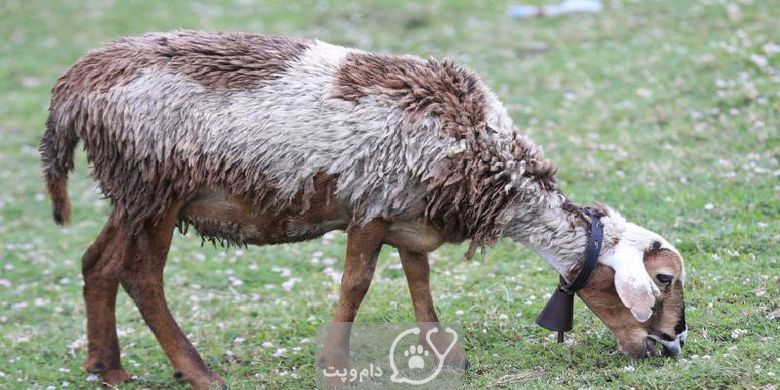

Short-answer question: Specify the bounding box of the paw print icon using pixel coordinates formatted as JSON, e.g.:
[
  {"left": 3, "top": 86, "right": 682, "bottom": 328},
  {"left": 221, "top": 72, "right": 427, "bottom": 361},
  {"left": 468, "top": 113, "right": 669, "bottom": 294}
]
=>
[
  {"left": 404, "top": 345, "right": 429, "bottom": 370},
  {"left": 389, "top": 326, "right": 458, "bottom": 385}
]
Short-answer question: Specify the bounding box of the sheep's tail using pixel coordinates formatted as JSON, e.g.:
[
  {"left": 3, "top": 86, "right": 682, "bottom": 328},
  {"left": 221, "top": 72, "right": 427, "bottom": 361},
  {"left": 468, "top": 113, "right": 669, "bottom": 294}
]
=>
[{"left": 39, "top": 113, "right": 78, "bottom": 225}]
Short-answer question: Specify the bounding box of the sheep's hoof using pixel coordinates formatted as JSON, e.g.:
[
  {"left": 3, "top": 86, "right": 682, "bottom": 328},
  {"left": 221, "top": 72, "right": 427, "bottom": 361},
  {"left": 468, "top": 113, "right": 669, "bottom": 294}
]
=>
[
  {"left": 174, "top": 370, "right": 225, "bottom": 390},
  {"left": 322, "top": 374, "right": 354, "bottom": 389},
  {"left": 102, "top": 369, "right": 133, "bottom": 385},
  {"left": 441, "top": 352, "right": 470, "bottom": 370},
  {"left": 83, "top": 358, "right": 132, "bottom": 385},
  {"left": 316, "top": 352, "right": 352, "bottom": 389}
]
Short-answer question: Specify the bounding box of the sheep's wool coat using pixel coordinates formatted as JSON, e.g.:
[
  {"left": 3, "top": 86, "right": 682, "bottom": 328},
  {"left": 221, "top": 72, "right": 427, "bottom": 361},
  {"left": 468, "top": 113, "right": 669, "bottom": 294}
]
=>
[{"left": 42, "top": 31, "right": 558, "bottom": 246}]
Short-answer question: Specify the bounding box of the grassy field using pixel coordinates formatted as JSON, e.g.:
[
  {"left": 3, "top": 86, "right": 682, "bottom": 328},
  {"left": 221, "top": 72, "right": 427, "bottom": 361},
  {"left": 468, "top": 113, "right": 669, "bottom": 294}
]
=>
[{"left": 1, "top": 0, "right": 778, "bottom": 389}]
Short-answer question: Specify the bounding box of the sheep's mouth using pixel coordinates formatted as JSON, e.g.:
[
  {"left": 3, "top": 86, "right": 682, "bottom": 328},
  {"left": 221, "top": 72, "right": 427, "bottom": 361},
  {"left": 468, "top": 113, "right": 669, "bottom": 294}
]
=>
[
  {"left": 645, "top": 337, "right": 658, "bottom": 357},
  {"left": 645, "top": 338, "right": 661, "bottom": 358},
  {"left": 645, "top": 337, "right": 676, "bottom": 358}
]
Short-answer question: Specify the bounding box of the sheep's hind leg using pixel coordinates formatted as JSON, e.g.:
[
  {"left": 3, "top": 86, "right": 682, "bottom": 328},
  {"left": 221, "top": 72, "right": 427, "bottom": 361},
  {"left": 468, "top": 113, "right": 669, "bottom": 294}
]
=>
[
  {"left": 81, "top": 215, "right": 132, "bottom": 385},
  {"left": 120, "top": 204, "right": 224, "bottom": 390}
]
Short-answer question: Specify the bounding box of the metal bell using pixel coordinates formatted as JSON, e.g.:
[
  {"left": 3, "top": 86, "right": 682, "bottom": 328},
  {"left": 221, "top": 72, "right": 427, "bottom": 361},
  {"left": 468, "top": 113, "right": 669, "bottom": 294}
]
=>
[{"left": 535, "top": 285, "right": 574, "bottom": 343}]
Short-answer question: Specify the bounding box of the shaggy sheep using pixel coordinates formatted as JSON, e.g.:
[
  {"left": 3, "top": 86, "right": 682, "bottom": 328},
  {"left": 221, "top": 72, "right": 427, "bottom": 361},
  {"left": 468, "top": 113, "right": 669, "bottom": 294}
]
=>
[{"left": 40, "top": 31, "right": 687, "bottom": 389}]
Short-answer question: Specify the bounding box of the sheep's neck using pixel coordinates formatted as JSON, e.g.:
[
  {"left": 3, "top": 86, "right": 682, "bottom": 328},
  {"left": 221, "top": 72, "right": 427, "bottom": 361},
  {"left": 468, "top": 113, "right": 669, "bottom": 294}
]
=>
[{"left": 505, "top": 202, "right": 590, "bottom": 279}]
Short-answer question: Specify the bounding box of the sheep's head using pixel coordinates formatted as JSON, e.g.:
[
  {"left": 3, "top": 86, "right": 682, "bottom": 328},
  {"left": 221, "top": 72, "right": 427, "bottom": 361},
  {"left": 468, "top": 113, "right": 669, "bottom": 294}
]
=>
[
  {"left": 504, "top": 203, "right": 687, "bottom": 358},
  {"left": 574, "top": 222, "right": 687, "bottom": 358}
]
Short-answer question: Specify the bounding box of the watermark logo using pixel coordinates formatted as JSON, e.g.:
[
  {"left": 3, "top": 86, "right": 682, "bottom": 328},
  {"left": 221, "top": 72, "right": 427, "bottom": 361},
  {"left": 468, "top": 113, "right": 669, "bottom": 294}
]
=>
[
  {"left": 388, "top": 326, "right": 458, "bottom": 385},
  {"left": 315, "top": 322, "right": 465, "bottom": 389}
]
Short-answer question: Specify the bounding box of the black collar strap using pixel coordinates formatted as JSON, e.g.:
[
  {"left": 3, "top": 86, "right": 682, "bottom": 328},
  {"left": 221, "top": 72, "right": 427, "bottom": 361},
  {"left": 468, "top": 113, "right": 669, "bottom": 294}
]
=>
[
  {"left": 534, "top": 208, "right": 604, "bottom": 343},
  {"left": 560, "top": 208, "right": 604, "bottom": 294}
]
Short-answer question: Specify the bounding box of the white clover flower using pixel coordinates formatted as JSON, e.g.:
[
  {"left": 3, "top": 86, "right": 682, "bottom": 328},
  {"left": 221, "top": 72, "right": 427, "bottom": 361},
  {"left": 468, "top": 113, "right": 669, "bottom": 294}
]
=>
[
  {"left": 282, "top": 277, "right": 302, "bottom": 292},
  {"left": 635, "top": 88, "right": 653, "bottom": 98},
  {"left": 750, "top": 54, "right": 768, "bottom": 68},
  {"left": 762, "top": 42, "right": 779, "bottom": 54},
  {"left": 11, "top": 302, "right": 28, "bottom": 310},
  {"left": 731, "top": 328, "right": 748, "bottom": 339}
]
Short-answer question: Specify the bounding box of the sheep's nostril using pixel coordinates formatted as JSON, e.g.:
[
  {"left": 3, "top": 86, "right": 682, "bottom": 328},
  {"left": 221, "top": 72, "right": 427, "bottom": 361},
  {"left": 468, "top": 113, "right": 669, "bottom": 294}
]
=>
[{"left": 680, "top": 339, "right": 685, "bottom": 348}]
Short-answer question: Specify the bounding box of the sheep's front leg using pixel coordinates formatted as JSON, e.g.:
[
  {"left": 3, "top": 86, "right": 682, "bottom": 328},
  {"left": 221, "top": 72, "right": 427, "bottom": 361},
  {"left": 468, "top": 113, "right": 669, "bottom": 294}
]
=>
[
  {"left": 399, "top": 249, "right": 468, "bottom": 369},
  {"left": 317, "top": 220, "right": 388, "bottom": 387}
]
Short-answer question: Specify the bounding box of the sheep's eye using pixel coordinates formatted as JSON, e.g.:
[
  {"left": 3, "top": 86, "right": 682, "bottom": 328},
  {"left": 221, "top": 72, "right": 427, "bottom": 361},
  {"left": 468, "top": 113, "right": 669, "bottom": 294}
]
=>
[{"left": 656, "top": 273, "right": 674, "bottom": 284}]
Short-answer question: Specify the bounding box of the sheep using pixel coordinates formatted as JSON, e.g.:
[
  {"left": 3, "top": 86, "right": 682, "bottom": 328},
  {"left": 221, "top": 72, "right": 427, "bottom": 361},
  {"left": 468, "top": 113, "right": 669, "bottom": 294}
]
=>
[{"left": 40, "top": 31, "right": 687, "bottom": 389}]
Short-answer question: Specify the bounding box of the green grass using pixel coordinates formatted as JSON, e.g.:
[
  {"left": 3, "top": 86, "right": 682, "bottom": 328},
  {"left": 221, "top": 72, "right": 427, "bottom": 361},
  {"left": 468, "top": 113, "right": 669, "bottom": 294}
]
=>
[{"left": 0, "top": 0, "right": 778, "bottom": 389}]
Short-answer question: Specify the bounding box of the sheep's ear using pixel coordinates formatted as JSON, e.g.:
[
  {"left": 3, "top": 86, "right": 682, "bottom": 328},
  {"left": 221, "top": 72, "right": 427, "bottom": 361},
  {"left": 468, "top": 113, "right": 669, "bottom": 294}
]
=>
[{"left": 601, "top": 242, "right": 660, "bottom": 322}]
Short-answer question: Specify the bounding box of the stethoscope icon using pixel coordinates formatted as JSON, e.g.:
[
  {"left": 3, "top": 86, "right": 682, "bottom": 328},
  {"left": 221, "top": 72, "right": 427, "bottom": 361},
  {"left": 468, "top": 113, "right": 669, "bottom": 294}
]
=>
[{"left": 388, "top": 326, "right": 459, "bottom": 385}]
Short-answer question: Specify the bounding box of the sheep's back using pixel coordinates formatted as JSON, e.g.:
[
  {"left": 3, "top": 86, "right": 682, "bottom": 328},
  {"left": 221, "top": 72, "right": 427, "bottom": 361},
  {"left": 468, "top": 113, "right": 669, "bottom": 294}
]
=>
[{"left": 46, "top": 31, "right": 531, "bottom": 245}]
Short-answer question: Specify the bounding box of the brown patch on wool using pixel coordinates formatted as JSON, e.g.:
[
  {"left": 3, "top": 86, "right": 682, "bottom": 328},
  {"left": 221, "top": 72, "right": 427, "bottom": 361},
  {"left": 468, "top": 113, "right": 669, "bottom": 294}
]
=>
[
  {"left": 422, "top": 150, "right": 518, "bottom": 246},
  {"left": 333, "top": 53, "right": 487, "bottom": 137},
  {"left": 51, "top": 31, "right": 309, "bottom": 97},
  {"left": 334, "top": 53, "right": 558, "bottom": 245}
]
